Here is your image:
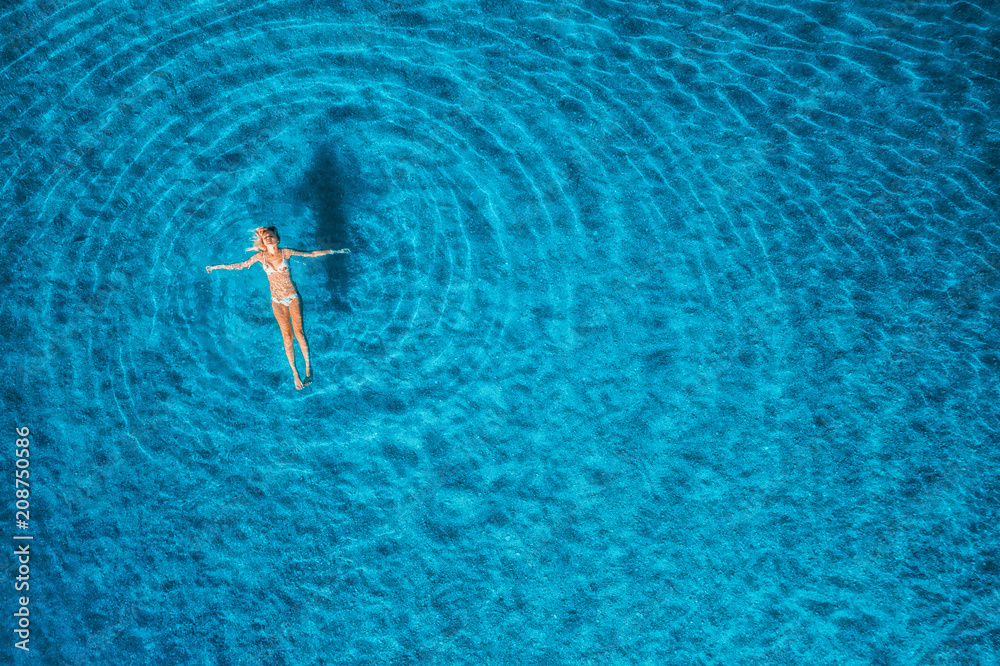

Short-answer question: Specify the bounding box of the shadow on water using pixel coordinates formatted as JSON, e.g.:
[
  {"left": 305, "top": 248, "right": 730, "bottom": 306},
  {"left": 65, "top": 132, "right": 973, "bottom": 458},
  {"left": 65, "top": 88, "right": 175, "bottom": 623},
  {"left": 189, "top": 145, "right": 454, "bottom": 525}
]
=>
[{"left": 294, "top": 142, "right": 366, "bottom": 312}]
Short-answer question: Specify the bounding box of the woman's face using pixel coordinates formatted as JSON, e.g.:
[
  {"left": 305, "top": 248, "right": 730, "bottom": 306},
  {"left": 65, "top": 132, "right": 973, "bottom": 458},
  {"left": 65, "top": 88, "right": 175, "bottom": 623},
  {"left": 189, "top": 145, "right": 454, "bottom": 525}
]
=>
[{"left": 261, "top": 229, "right": 278, "bottom": 246}]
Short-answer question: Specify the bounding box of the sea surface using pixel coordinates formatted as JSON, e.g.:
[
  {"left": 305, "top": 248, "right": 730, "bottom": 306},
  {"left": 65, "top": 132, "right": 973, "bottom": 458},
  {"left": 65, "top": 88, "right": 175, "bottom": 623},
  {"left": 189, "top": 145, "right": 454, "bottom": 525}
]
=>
[{"left": 1, "top": 0, "right": 998, "bottom": 663}]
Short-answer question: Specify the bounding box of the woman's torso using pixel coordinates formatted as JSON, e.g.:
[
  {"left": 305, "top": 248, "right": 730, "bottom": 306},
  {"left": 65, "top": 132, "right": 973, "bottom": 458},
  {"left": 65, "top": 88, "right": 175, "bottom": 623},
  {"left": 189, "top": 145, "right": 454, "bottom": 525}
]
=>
[{"left": 260, "top": 249, "right": 296, "bottom": 299}]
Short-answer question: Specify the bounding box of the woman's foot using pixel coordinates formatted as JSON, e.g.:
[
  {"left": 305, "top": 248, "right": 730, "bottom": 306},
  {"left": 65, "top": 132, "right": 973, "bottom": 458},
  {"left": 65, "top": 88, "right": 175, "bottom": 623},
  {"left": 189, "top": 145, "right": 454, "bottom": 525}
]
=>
[{"left": 294, "top": 374, "right": 304, "bottom": 390}]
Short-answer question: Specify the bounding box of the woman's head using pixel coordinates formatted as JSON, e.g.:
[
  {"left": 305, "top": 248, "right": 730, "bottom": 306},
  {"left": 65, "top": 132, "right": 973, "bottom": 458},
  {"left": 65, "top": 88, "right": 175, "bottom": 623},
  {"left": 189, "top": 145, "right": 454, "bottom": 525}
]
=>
[{"left": 249, "top": 226, "right": 280, "bottom": 251}]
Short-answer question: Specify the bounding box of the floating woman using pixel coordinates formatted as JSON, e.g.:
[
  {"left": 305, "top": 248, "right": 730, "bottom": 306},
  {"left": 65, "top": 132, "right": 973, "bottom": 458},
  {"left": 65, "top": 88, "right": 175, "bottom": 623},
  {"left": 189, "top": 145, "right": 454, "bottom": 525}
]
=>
[{"left": 207, "top": 226, "right": 349, "bottom": 389}]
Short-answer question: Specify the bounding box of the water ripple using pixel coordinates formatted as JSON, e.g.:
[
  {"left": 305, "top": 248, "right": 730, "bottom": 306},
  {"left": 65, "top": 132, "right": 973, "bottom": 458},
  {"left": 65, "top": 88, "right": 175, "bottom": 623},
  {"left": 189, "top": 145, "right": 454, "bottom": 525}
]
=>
[{"left": 2, "top": 0, "right": 998, "bottom": 662}]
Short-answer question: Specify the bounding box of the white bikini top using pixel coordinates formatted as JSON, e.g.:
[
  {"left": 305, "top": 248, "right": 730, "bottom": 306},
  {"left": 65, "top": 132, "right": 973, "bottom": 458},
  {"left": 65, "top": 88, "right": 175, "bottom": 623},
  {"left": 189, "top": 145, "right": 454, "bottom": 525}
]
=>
[{"left": 261, "top": 250, "right": 288, "bottom": 274}]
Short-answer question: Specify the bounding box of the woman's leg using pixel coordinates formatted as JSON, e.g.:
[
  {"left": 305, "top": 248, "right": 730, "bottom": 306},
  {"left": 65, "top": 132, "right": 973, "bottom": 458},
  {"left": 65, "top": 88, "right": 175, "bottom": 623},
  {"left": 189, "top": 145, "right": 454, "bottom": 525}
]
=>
[
  {"left": 288, "top": 297, "right": 311, "bottom": 381},
  {"left": 272, "top": 300, "right": 304, "bottom": 390}
]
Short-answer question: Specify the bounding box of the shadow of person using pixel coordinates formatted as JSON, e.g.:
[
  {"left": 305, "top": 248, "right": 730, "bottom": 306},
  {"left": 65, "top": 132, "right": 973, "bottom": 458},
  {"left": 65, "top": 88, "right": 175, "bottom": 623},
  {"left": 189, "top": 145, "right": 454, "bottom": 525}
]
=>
[{"left": 294, "top": 143, "right": 365, "bottom": 312}]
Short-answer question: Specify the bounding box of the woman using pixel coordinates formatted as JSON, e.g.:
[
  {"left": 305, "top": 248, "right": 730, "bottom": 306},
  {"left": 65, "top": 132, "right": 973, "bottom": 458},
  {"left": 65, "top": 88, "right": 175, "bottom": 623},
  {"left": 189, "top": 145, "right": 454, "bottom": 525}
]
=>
[{"left": 207, "top": 226, "right": 349, "bottom": 389}]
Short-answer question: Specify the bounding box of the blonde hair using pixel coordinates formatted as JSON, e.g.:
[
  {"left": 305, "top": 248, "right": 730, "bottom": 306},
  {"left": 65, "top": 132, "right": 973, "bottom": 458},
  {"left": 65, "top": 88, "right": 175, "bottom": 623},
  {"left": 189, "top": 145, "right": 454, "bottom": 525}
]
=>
[{"left": 247, "top": 226, "right": 280, "bottom": 252}]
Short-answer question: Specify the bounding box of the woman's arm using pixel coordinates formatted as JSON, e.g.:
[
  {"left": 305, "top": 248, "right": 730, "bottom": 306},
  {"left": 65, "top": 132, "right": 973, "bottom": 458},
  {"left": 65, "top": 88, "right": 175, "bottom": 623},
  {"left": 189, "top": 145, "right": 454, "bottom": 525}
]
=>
[
  {"left": 206, "top": 253, "right": 261, "bottom": 273},
  {"left": 286, "top": 248, "right": 350, "bottom": 258}
]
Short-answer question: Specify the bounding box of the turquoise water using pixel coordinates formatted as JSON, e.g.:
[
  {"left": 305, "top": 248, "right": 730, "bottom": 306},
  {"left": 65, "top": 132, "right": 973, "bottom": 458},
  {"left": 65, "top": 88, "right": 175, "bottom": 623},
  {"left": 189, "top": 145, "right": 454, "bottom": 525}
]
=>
[{"left": 2, "top": 0, "right": 998, "bottom": 663}]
